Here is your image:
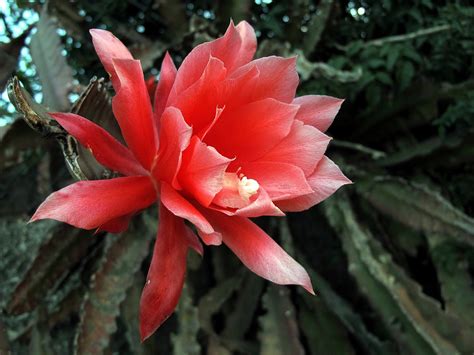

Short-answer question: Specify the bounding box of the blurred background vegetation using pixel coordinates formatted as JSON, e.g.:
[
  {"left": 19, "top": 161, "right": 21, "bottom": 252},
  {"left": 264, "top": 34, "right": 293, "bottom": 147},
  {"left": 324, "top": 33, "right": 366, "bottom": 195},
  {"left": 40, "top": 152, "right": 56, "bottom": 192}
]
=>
[{"left": 1, "top": 0, "right": 474, "bottom": 354}]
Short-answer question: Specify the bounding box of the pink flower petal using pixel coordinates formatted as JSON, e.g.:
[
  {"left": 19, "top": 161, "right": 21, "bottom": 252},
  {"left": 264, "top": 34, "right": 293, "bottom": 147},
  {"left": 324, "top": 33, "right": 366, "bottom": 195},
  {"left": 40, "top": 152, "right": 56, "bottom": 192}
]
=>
[
  {"left": 153, "top": 107, "right": 192, "bottom": 187},
  {"left": 197, "top": 230, "right": 222, "bottom": 246},
  {"left": 232, "top": 56, "right": 299, "bottom": 104},
  {"left": 154, "top": 52, "right": 177, "bottom": 122},
  {"left": 204, "top": 98, "right": 297, "bottom": 164},
  {"left": 140, "top": 204, "right": 202, "bottom": 340},
  {"left": 276, "top": 156, "right": 352, "bottom": 212},
  {"left": 178, "top": 136, "right": 232, "bottom": 207},
  {"left": 112, "top": 58, "right": 158, "bottom": 169},
  {"left": 220, "top": 65, "right": 260, "bottom": 110},
  {"left": 201, "top": 209, "right": 314, "bottom": 294},
  {"left": 258, "top": 120, "right": 331, "bottom": 175},
  {"left": 234, "top": 187, "right": 284, "bottom": 217},
  {"left": 31, "top": 177, "right": 156, "bottom": 230},
  {"left": 234, "top": 21, "right": 257, "bottom": 66},
  {"left": 292, "top": 95, "right": 344, "bottom": 132},
  {"left": 211, "top": 173, "right": 284, "bottom": 217},
  {"left": 168, "top": 56, "right": 227, "bottom": 134},
  {"left": 160, "top": 182, "right": 215, "bottom": 235},
  {"left": 95, "top": 213, "right": 134, "bottom": 234},
  {"left": 240, "top": 161, "right": 313, "bottom": 201},
  {"left": 172, "top": 20, "right": 256, "bottom": 95},
  {"left": 89, "top": 29, "right": 133, "bottom": 89},
  {"left": 50, "top": 112, "right": 146, "bottom": 176}
]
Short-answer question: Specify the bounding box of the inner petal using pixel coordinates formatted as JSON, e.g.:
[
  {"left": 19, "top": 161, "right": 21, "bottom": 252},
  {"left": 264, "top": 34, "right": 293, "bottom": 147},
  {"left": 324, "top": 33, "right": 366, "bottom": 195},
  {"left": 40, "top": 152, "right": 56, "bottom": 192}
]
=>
[{"left": 213, "top": 172, "right": 260, "bottom": 209}]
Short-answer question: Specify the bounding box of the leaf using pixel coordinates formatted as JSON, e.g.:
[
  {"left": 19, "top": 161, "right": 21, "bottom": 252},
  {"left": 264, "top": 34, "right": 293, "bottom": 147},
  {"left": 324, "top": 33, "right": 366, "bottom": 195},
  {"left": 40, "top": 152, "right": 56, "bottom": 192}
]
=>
[
  {"left": 365, "top": 83, "right": 382, "bottom": 107},
  {"left": 29, "top": 310, "right": 54, "bottom": 355},
  {"left": 70, "top": 77, "right": 118, "bottom": 179},
  {"left": 7, "top": 76, "right": 116, "bottom": 180},
  {"left": 397, "top": 61, "right": 415, "bottom": 91},
  {"left": 222, "top": 272, "right": 264, "bottom": 340},
  {"left": 429, "top": 238, "right": 474, "bottom": 330},
  {"left": 346, "top": 40, "right": 364, "bottom": 56},
  {"left": 74, "top": 215, "right": 153, "bottom": 355},
  {"left": 294, "top": 49, "right": 363, "bottom": 83},
  {"left": 7, "top": 76, "right": 63, "bottom": 135},
  {"left": 120, "top": 277, "right": 151, "bottom": 355},
  {"left": 298, "top": 295, "right": 356, "bottom": 355},
  {"left": 367, "top": 58, "right": 386, "bottom": 69},
  {"left": 357, "top": 176, "right": 474, "bottom": 246},
  {"left": 30, "top": 10, "right": 73, "bottom": 111},
  {"left": 259, "top": 285, "right": 304, "bottom": 355},
  {"left": 376, "top": 134, "right": 463, "bottom": 167},
  {"left": 0, "top": 319, "right": 11, "bottom": 355},
  {"left": 376, "top": 72, "right": 393, "bottom": 86},
  {"left": 386, "top": 46, "right": 400, "bottom": 71},
  {"left": 402, "top": 47, "right": 423, "bottom": 63},
  {"left": 295, "top": 253, "right": 394, "bottom": 355},
  {"left": 197, "top": 272, "right": 243, "bottom": 335},
  {"left": 324, "top": 196, "right": 434, "bottom": 353},
  {"left": 171, "top": 283, "right": 201, "bottom": 355},
  {"left": 6, "top": 225, "right": 94, "bottom": 314},
  {"left": 324, "top": 193, "right": 473, "bottom": 354},
  {"left": 71, "top": 77, "right": 116, "bottom": 138}
]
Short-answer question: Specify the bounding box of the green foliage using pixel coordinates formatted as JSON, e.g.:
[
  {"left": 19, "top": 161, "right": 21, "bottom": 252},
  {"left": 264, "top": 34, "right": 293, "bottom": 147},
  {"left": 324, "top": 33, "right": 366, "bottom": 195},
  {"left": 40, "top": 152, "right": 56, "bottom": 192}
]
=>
[{"left": 0, "top": 0, "right": 473, "bottom": 354}]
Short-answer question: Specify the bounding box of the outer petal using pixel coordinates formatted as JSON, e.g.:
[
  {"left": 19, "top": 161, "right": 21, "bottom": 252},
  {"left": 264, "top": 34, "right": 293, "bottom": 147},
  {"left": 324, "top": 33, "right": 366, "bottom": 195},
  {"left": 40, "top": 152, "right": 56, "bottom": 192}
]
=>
[
  {"left": 204, "top": 98, "right": 297, "bottom": 164},
  {"left": 172, "top": 20, "right": 255, "bottom": 95},
  {"left": 292, "top": 95, "right": 344, "bottom": 132},
  {"left": 258, "top": 120, "right": 331, "bottom": 176},
  {"left": 154, "top": 52, "right": 177, "bottom": 122},
  {"left": 140, "top": 204, "right": 202, "bottom": 340},
  {"left": 197, "top": 230, "right": 222, "bottom": 246},
  {"left": 241, "top": 162, "right": 313, "bottom": 201},
  {"left": 51, "top": 113, "right": 146, "bottom": 176},
  {"left": 276, "top": 156, "right": 352, "bottom": 212},
  {"left": 160, "top": 182, "right": 214, "bottom": 235},
  {"left": 96, "top": 213, "right": 134, "bottom": 234},
  {"left": 234, "top": 21, "right": 257, "bottom": 65},
  {"left": 31, "top": 177, "right": 156, "bottom": 229},
  {"left": 112, "top": 58, "right": 158, "bottom": 169},
  {"left": 178, "top": 136, "right": 232, "bottom": 207},
  {"left": 153, "top": 107, "right": 192, "bottom": 187},
  {"left": 201, "top": 209, "right": 314, "bottom": 294},
  {"left": 231, "top": 56, "right": 299, "bottom": 104},
  {"left": 89, "top": 29, "right": 133, "bottom": 89}
]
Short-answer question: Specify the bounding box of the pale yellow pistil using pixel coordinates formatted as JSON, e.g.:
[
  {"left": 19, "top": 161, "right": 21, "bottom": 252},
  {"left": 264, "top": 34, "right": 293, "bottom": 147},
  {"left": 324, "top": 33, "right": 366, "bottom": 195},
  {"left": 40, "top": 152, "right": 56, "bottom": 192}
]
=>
[{"left": 238, "top": 175, "right": 259, "bottom": 200}]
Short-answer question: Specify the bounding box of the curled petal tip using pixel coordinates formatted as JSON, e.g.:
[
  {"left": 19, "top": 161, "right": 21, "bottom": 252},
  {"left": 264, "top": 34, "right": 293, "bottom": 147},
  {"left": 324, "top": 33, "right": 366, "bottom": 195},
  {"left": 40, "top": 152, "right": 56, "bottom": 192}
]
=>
[
  {"left": 304, "top": 282, "right": 316, "bottom": 295},
  {"left": 29, "top": 209, "right": 44, "bottom": 224},
  {"left": 89, "top": 28, "right": 106, "bottom": 37},
  {"left": 198, "top": 231, "right": 223, "bottom": 246}
]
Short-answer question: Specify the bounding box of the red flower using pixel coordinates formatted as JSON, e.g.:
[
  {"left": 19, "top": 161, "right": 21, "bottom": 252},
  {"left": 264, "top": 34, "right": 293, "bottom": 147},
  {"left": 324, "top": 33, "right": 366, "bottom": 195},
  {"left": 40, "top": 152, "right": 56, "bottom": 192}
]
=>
[{"left": 31, "top": 21, "right": 350, "bottom": 340}]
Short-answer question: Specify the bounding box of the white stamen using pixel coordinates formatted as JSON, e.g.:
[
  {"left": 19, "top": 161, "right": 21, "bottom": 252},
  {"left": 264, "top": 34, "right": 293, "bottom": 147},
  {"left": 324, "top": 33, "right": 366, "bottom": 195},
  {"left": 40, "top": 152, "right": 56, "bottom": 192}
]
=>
[{"left": 238, "top": 176, "right": 259, "bottom": 198}]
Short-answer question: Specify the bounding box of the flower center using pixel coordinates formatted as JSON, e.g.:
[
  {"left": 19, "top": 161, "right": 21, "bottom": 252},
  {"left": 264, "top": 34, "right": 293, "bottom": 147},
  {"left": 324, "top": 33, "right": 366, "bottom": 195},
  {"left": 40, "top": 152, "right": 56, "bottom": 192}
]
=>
[{"left": 238, "top": 175, "right": 259, "bottom": 199}]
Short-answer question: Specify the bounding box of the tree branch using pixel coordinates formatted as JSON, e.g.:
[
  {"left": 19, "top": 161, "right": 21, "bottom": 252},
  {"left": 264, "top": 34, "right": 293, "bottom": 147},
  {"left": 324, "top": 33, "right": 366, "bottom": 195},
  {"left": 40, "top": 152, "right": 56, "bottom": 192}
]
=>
[
  {"left": 337, "top": 24, "right": 451, "bottom": 51},
  {"left": 364, "top": 24, "right": 450, "bottom": 47},
  {"left": 302, "top": 0, "right": 334, "bottom": 55}
]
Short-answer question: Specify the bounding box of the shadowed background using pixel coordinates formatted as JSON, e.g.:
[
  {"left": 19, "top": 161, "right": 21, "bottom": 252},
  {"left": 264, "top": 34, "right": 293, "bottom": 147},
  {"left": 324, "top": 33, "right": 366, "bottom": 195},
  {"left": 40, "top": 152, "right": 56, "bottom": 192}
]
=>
[{"left": 0, "top": 0, "right": 473, "bottom": 354}]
